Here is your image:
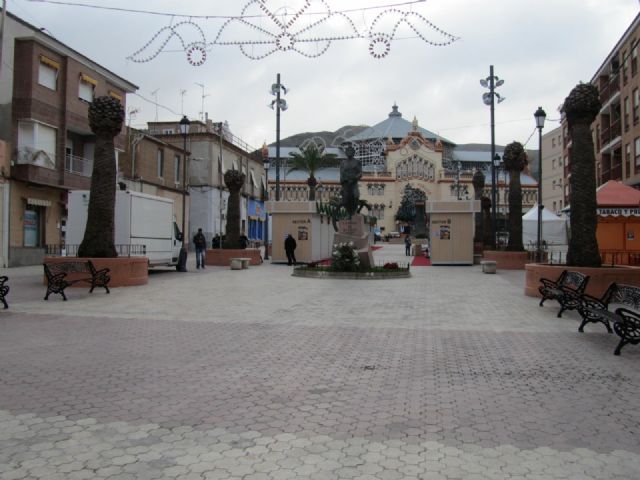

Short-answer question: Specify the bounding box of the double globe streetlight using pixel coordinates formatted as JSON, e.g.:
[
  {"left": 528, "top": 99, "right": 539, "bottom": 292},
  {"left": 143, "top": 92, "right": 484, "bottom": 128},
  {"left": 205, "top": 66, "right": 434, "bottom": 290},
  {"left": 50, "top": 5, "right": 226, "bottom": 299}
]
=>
[
  {"left": 480, "top": 65, "right": 506, "bottom": 249},
  {"left": 269, "top": 74, "right": 288, "bottom": 201}
]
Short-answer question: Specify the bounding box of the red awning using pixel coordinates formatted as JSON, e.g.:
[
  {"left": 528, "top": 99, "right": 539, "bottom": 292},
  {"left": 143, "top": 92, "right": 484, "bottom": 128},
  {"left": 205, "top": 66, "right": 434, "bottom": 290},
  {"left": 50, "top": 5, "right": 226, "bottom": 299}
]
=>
[{"left": 596, "top": 180, "right": 640, "bottom": 207}]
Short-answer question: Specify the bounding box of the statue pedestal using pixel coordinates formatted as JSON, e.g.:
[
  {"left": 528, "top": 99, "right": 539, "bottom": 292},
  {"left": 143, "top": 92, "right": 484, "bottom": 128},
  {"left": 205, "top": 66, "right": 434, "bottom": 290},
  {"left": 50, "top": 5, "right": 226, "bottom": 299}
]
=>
[{"left": 335, "top": 215, "right": 374, "bottom": 268}]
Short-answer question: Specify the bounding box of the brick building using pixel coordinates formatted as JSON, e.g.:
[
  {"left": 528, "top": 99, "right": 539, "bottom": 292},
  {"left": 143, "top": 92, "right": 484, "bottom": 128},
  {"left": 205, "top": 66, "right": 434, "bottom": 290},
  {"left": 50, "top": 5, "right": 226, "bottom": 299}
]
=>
[{"left": 0, "top": 10, "right": 136, "bottom": 266}]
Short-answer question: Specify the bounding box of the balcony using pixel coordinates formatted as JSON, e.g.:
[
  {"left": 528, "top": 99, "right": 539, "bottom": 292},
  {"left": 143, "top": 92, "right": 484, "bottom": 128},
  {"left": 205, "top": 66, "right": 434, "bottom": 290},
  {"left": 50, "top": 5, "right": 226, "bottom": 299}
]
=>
[
  {"left": 65, "top": 154, "right": 93, "bottom": 177},
  {"left": 599, "top": 73, "right": 620, "bottom": 105}
]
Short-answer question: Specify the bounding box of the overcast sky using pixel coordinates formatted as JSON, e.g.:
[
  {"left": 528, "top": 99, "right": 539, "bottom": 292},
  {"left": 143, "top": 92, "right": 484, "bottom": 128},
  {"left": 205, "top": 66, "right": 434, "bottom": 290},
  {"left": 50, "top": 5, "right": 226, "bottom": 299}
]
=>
[{"left": 8, "top": 0, "right": 640, "bottom": 150}]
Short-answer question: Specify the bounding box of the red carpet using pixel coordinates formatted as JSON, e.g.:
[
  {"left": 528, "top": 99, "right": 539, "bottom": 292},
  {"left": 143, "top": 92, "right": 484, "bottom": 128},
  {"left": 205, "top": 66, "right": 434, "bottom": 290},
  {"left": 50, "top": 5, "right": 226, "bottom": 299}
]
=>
[{"left": 411, "top": 255, "right": 432, "bottom": 266}]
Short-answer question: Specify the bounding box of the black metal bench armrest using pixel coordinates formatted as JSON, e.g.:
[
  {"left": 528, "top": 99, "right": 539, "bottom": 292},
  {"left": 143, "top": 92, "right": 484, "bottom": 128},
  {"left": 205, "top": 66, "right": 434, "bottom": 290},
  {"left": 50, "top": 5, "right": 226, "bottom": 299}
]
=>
[
  {"left": 579, "top": 293, "right": 607, "bottom": 311},
  {"left": 539, "top": 277, "right": 560, "bottom": 289}
]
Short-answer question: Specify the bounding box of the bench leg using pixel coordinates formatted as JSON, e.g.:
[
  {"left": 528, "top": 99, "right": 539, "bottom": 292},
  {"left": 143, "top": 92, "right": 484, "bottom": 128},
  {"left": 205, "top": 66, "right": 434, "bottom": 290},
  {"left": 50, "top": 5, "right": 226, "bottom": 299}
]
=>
[
  {"left": 1, "top": 297, "right": 7, "bottom": 309},
  {"left": 614, "top": 338, "right": 628, "bottom": 356}
]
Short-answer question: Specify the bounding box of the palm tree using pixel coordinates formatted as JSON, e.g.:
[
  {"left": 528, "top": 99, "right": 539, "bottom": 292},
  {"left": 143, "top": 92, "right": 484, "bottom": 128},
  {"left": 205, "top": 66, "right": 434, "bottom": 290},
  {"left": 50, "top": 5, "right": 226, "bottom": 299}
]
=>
[
  {"left": 78, "top": 96, "right": 124, "bottom": 258},
  {"left": 503, "top": 141, "right": 527, "bottom": 251},
  {"left": 223, "top": 169, "right": 245, "bottom": 249},
  {"left": 563, "top": 83, "right": 602, "bottom": 267},
  {"left": 472, "top": 169, "right": 485, "bottom": 245},
  {"left": 289, "top": 144, "right": 336, "bottom": 201}
]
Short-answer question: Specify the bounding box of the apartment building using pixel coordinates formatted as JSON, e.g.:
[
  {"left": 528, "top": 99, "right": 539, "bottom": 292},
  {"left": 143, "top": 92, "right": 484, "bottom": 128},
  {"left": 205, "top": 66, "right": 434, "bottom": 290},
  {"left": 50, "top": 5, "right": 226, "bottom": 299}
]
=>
[
  {"left": 590, "top": 13, "right": 640, "bottom": 192},
  {"left": 148, "top": 119, "right": 266, "bottom": 245},
  {"left": 541, "top": 126, "right": 566, "bottom": 215},
  {"left": 0, "top": 10, "right": 137, "bottom": 266}
]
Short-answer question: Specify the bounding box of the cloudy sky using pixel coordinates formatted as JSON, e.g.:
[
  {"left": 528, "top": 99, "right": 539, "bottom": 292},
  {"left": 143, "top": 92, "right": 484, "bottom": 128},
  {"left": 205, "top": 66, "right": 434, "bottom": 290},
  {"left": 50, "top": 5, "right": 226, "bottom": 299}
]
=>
[{"left": 8, "top": 0, "right": 639, "bottom": 150}]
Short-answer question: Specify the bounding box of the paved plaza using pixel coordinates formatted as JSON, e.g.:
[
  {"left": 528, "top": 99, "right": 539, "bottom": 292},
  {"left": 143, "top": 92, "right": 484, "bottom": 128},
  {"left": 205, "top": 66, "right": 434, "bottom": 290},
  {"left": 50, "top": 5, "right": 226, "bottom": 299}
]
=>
[{"left": 0, "top": 244, "right": 639, "bottom": 480}]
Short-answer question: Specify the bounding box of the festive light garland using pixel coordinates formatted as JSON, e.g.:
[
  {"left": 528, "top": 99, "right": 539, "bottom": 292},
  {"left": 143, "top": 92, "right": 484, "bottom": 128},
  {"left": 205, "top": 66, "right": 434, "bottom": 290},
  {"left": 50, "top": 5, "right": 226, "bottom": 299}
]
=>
[{"left": 127, "top": 0, "right": 459, "bottom": 65}]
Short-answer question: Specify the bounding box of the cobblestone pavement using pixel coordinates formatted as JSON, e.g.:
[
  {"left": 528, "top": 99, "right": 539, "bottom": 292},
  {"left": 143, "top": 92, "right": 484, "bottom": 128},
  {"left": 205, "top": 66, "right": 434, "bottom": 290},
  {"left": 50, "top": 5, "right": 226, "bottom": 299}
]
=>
[{"left": 1, "top": 244, "right": 639, "bottom": 480}]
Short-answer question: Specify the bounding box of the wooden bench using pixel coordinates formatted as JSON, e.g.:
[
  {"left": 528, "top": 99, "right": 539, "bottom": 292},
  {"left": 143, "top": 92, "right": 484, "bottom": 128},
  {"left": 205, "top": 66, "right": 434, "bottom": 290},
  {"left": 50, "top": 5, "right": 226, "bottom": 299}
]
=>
[
  {"left": 577, "top": 282, "right": 640, "bottom": 355},
  {"left": 0, "top": 276, "right": 9, "bottom": 309},
  {"left": 230, "top": 257, "right": 251, "bottom": 270},
  {"left": 43, "top": 260, "right": 111, "bottom": 301},
  {"left": 538, "top": 270, "right": 590, "bottom": 318}
]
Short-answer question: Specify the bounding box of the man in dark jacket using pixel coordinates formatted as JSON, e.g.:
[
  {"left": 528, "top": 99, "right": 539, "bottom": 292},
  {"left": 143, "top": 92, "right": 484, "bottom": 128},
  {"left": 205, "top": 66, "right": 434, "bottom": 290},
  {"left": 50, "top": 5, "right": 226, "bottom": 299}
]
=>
[
  {"left": 193, "top": 228, "right": 207, "bottom": 269},
  {"left": 284, "top": 234, "right": 297, "bottom": 266}
]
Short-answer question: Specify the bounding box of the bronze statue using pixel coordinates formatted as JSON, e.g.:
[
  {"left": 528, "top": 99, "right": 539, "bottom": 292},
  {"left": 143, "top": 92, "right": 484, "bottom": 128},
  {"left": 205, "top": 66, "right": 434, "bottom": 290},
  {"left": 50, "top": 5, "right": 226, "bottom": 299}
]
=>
[{"left": 340, "top": 145, "right": 362, "bottom": 217}]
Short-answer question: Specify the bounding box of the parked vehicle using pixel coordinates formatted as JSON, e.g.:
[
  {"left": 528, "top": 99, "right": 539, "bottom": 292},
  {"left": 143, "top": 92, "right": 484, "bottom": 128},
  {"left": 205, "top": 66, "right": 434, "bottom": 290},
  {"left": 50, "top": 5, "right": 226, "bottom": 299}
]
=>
[{"left": 66, "top": 190, "right": 183, "bottom": 268}]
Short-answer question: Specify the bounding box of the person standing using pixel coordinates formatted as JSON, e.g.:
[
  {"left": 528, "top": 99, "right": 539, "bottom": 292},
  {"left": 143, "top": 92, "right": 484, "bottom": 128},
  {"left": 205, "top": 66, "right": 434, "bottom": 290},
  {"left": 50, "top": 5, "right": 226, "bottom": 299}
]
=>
[
  {"left": 404, "top": 235, "right": 412, "bottom": 256},
  {"left": 284, "top": 234, "right": 297, "bottom": 266},
  {"left": 211, "top": 234, "right": 221, "bottom": 249},
  {"left": 193, "top": 228, "right": 207, "bottom": 269}
]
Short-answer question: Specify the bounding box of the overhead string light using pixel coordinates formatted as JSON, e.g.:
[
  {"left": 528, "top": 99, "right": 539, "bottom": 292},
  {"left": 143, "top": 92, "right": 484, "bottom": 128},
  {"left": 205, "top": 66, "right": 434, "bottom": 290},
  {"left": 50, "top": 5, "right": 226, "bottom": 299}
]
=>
[{"left": 125, "top": 0, "right": 459, "bottom": 65}]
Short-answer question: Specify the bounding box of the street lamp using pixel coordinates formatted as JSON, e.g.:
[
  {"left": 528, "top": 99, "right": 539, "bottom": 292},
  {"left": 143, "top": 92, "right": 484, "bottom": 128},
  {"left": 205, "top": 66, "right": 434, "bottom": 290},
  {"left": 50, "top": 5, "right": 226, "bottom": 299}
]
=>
[
  {"left": 480, "top": 65, "right": 506, "bottom": 248},
  {"left": 177, "top": 115, "right": 190, "bottom": 272},
  {"left": 261, "top": 142, "right": 270, "bottom": 261},
  {"left": 493, "top": 153, "right": 501, "bottom": 241},
  {"left": 269, "top": 73, "right": 288, "bottom": 201},
  {"left": 534, "top": 106, "right": 547, "bottom": 263}
]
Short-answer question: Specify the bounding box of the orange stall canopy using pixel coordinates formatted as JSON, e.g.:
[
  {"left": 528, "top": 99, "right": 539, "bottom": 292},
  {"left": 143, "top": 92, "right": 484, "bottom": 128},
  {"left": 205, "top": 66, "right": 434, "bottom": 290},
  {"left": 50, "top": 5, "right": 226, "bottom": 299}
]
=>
[{"left": 596, "top": 181, "right": 640, "bottom": 264}]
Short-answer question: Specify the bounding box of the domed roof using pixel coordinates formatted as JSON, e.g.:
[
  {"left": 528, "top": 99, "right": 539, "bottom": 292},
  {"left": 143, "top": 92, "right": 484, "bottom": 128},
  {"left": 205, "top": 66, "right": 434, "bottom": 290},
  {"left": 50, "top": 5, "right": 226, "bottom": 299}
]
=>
[{"left": 345, "top": 104, "right": 455, "bottom": 146}]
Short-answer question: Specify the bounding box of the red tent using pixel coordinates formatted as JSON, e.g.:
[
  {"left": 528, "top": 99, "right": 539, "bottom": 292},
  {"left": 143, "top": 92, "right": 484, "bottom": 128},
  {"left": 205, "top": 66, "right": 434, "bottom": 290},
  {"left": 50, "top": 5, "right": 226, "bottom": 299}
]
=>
[
  {"left": 595, "top": 181, "right": 640, "bottom": 264},
  {"left": 596, "top": 180, "right": 640, "bottom": 207}
]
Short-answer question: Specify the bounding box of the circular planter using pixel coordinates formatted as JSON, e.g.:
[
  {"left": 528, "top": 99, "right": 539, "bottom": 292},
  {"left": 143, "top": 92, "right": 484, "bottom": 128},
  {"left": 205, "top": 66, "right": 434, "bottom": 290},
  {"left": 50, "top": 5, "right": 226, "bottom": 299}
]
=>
[
  {"left": 524, "top": 263, "right": 640, "bottom": 298},
  {"left": 292, "top": 268, "right": 411, "bottom": 280},
  {"left": 43, "top": 256, "right": 149, "bottom": 287},
  {"left": 483, "top": 250, "right": 530, "bottom": 270}
]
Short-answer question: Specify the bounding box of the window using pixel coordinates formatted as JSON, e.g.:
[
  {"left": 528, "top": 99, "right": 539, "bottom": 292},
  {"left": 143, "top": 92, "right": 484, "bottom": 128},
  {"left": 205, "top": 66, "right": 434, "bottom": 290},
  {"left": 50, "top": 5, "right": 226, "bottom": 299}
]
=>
[
  {"left": 627, "top": 143, "right": 632, "bottom": 178},
  {"left": 552, "top": 159, "right": 556, "bottom": 169},
  {"left": 623, "top": 49, "right": 629, "bottom": 84},
  {"left": 634, "top": 89, "right": 639, "bottom": 123},
  {"left": 624, "top": 96, "right": 630, "bottom": 131},
  {"left": 552, "top": 138, "right": 556, "bottom": 148},
  {"left": 17, "top": 121, "right": 57, "bottom": 167},
  {"left": 175, "top": 155, "right": 181, "bottom": 183},
  {"left": 635, "top": 137, "right": 640, "bottom": 170},
  {"left": 553, "top": 201, "right": 557, "bottom": 212},
  {"left": 38, "top": 56, "right": 58, "bottom": 90},
  {"left": 157, "top": 149, "right": 164, "bottom": 178},
  {"left": 633, "top": 40, "right": 638, "bottom": 76},
  {"left": 162, "top": 129, "right": 174, "bottom": 134},
  {"left": 78, "top": 74, "right": 96, "bottom": 102}
]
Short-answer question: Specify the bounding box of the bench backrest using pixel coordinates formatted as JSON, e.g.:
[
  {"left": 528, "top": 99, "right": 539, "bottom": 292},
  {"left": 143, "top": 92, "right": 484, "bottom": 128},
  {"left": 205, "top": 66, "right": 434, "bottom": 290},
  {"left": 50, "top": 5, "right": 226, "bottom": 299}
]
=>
[
  {"left": 606, "top": 283, "right": 640, "bottom": 310},
  {"left": 561, "top": 271, "right": 589, "bottom": 292},
  {"left": 44, "top": 261, "right": 91, "bottom": 277}
]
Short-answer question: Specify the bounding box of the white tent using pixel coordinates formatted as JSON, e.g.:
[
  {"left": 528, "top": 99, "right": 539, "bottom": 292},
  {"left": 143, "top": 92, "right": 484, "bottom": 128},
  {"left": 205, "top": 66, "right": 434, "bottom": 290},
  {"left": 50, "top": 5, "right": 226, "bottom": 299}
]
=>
[{"left": 522, "top": 204, "right": 568, "bottom": 246}]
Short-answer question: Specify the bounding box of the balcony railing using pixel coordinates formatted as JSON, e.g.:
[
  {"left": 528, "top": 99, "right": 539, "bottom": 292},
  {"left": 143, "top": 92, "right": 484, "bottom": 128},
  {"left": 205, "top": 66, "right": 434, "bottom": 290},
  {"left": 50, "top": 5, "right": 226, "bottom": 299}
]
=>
[
  {"left": 599, "top": 73, "right": 620, "bottom": 104},
  {"left": 65, "top": 154, "right": 93, "bottom": 177}
]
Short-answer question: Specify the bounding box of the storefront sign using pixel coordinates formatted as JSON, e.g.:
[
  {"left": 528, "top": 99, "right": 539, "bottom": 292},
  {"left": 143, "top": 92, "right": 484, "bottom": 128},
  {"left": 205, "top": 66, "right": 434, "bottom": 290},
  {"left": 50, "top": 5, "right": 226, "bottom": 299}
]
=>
[{"left": 598, "top": 207, "right": 640, "bottom": 217}]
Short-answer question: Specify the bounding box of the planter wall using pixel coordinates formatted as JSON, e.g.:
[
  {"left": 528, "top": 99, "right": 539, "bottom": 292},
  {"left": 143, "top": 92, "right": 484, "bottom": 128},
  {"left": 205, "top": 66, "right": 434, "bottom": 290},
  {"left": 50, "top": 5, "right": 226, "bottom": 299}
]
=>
[
  {"left": 524, "top": 263, "right": 640, "bottom": 298},
  {"left": 483, "top": 250, "right": 530, "bottom": 270},
  {"left": 43, "top": 256, "right": 149, "bottom": 287},
  {"left": 205, "top": 248, "right": 262, "bottom": 266}
]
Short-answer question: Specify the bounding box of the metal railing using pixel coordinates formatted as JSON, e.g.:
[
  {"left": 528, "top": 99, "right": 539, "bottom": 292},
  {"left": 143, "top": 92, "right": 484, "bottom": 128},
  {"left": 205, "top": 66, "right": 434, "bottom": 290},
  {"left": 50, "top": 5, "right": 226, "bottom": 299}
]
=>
[
  {"left": 46, "top": 244, "right": 147, "bottom": 257},
  {"left": 65, "top": 154, "right": 93, "bottom": 177}
]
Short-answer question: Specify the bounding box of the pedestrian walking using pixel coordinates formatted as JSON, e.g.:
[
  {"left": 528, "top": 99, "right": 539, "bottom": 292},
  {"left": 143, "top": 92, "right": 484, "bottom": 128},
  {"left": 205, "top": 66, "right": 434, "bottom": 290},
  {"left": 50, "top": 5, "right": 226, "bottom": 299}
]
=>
[
  {"left": 193, "top": 228, "right": 207, "bottom": 269},
  {"left": 404, "top": 235, "right": 412, "bottom": 256},
  {"left": 284, "top": 234, "right": 297, "bottom": 266}
]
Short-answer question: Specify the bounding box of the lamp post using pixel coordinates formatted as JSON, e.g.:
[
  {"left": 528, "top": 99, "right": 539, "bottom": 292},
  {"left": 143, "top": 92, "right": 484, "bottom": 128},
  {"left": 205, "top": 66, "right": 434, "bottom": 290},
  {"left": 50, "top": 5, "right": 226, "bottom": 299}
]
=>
[
  {"left": 261, "top": 142, "right": 270, "bottom": 261},
  {"left": 534, "top": 106, "right": 547, "bottom": 263},
  {"left": 177, "top": 115, "right": 190, "bottom": 272},
  {"left": 480, "top": 65, "right": 506, "bottom": 248},
  {"left": 217, "top": 122, "right": 224, "bottom": 248},
  {"left": 269, "top": 74, "right": 288, "bottom": 201}
]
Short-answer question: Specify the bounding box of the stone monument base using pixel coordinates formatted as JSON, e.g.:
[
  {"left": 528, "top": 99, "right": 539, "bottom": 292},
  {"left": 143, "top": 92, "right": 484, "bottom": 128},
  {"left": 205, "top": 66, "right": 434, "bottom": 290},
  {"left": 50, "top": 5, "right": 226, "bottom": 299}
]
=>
[{"left": 335, "top": 214, "right": 374, "bottom": 268}]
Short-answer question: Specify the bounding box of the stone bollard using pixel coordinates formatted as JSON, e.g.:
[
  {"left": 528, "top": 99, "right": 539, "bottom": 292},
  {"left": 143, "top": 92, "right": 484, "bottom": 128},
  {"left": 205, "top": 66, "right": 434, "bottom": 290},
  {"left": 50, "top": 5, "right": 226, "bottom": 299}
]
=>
[{"left": 481, "top": 260, "right": 497, "bottom": 274}]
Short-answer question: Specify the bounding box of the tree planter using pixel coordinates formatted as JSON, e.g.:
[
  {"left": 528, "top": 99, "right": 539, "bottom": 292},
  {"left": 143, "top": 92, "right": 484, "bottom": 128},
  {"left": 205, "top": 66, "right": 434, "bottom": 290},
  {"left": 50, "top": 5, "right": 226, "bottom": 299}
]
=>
[
  {"left": 205, "top": 248, "right": 262, "bottom": 266},
  {"left": 524, "top": 263, "right": 640, "bottom": 298},
  {"left": 43, "top": 256, "right": 148, "bottom": 287},
  {"left": 483, "top": 250, "right": 530, "bottom": 270}
]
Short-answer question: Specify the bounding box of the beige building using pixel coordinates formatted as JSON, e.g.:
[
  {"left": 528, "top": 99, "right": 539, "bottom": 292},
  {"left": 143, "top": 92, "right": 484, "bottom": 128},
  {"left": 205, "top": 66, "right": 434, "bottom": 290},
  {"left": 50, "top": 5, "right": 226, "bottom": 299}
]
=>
[
  {"left": 266, "top": 105, "right": 538, "bottom": 239},
  {"left": 541, "top": 126, "right": 566, "bottom": 215}
]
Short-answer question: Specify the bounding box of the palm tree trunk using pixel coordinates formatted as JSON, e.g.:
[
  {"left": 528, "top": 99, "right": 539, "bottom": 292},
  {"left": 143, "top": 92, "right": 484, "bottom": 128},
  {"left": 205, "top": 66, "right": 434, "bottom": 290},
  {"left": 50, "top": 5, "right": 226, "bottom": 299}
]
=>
[
  {"left": 507, "top": 170, "right": 524, "bottom": 251},
  {"left": 567, "top": 122, "right": 601, "bottom": 266},
  {"left": 78, "top": 135, "right": 117, "bottom": 258}
]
